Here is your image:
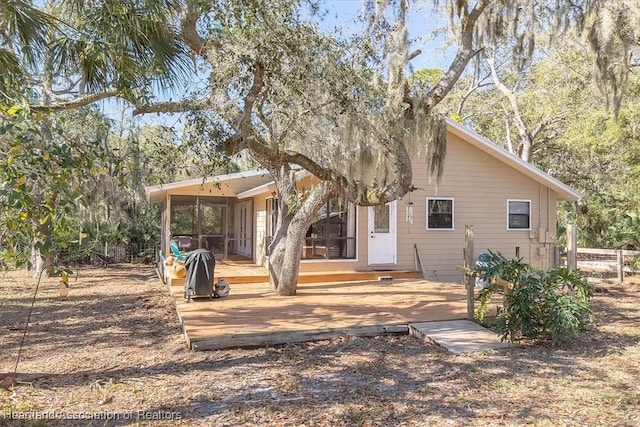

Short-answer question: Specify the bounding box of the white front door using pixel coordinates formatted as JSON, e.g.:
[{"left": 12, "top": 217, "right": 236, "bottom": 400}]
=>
[
  {"left": 234, "top": 201, "right": 252, "bottom": 257},
  {"left": 368, "top": 201, "right": 397, "bottom": 265}
]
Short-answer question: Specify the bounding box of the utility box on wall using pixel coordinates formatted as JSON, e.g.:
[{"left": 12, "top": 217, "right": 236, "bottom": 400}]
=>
[
  {"left": 545, "top": 231, "right": 556, "bottom": 243},
  {"left": 538, "top": 228, "right": 556, "bottom": 244}
]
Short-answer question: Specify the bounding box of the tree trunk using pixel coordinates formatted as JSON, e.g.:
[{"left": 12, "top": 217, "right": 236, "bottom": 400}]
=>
[
  {"left": 264, "top": 164, "right": 296, "bottom": 291},
  {"left": 266, "top": 177, "right": 335, "bottom": 296},
  {"left": 30, "top": 244, "right": 44, "bottom": 277},
  {"left": 30, "top": 242, "right": 55, "bottom": 277},
  {"left": 275, "top": 219, "right": 306, "bottom": 295},
  {"left": 267, "top": 232, "right": 286, "bottom": 291},
  {"left": 30, "top": 220, "right": 55, "bottom": 277}
]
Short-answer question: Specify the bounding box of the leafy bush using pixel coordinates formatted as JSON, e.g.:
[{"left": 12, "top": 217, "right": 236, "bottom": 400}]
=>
[
  {"left": 475, "top": 251, "right": 593, "bottom": 345},
  {"left": 474, "top": 251, "right": 531, "bottom": 320}
]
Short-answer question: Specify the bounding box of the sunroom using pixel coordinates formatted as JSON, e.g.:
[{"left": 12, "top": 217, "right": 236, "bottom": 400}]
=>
[
  {"left": 146, "top": 169, "right": 363, "bottom": 275},
  {"left": 145, "top": 170, "right": 274, "bottom": 262}
]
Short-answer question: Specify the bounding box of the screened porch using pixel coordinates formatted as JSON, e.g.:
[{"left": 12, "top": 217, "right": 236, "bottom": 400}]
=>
[{"left": 161, "top": 195, "right": 253, "bottom": 260}]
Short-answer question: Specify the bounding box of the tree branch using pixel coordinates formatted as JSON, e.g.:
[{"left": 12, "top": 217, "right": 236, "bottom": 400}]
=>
[
  {"left": 280, "top": 100, "right": 336, "bottom": 142},
  {"left": 133, "top": 98, "right": 212, "bottom": 115},
  {"left": 255, "top": 95, "right": 275, "bottom": 144},
  {"left": 239, "top": 62, "right": 265, "bottom": 131},
  {"left": 30, "top": 90, "right": 119, "bottom": 112},
  {"left": 279, "top": 148, "right": 414, "bottom": 206},
  {"left": 487, "top": 54, "right": 532, "bottom": 161},
  {"left": 423, "top": 0, "right": 492, "bottom": 110},
  {"left": 456, "top": 60, "right": 493, "bottom": 118},
  {"left": 179, "top": 3, "right": 210, "bottom": 54},
  {"left": 408, "top": 49, "right": 422, "bottom": 61}
]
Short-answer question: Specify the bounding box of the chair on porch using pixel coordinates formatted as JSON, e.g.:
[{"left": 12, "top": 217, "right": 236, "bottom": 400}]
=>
[{"left": 170, "top": 241, "right": 188, "bottom": 262}]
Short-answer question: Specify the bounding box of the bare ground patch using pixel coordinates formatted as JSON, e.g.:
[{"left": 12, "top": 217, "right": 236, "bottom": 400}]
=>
[{"left": 1, "top": 267, "right": 639, "bottom": 426}]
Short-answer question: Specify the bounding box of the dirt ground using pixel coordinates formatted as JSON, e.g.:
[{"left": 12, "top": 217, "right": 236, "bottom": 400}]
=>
[{"left": 1, "top": 265, "right": 639, "bottom": 426}]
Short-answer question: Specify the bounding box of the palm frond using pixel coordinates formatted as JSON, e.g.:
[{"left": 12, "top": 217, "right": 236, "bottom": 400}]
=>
[
  {"left": 0, "top": 47, "right": 24, "bottom": 104},
  {"left": 1, "top": 0, "right": 57, "bottom": 67},
  {"left": 51, "top": 0, "right": 190, "bottom": 95}
]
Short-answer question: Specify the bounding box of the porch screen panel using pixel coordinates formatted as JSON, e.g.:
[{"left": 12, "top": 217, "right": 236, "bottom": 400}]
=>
[
  {"left": 328, "top": 199, "right": 348, "bottom": 259},
  {"left": 170, "top": 196, "right": 197, "bottom": 235},
  {"left": 161, "top": 201, "right": 167, "bottom": 257},
  {"left": 200, "top": 198, "right": 225, "bottom": 254},
  {"left": 346, "top": 203, "right": 356, "bottom": 258},
  {"left": 201, "top": 203, "right": 223, "bottom": 235},
  {"left": 266, "top": 198, "right": 278, "bottom": 255}
]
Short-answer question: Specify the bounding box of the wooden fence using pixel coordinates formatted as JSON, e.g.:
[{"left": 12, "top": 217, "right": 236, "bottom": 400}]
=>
[
  {"left": 562, "top": 225, "right": 640, "bottom": 283},
  {"left": 56, "top": 241, "right": 159, "bottom": 267},
  {"left": 457, "top": 224, "right": 638, "bottom": 320},
  {"left": 576, "top": 247, "right": 640, "bottom": 283}
]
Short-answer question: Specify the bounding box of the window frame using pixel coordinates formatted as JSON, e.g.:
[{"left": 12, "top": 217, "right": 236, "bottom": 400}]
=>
[
  {"left": 507, "top": 199, "right": 532, "bottom": 230},
  {"left": 302, "top": 199, "right": 358, "bottom": 261},
  {"left": 426, "top": 197, "right": 455, "bottom": 230}
]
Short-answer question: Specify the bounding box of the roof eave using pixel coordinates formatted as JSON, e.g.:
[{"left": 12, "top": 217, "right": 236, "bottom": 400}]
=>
[
  {"left": 236, "top": 169, "right": 312, "bottom": 199},
  {"left": 144, "top": 169, "right": 271, "bottom": 203}
]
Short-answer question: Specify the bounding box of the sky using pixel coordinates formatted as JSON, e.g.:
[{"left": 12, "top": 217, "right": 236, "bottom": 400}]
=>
[
  {"left": 321, "top": 0, "right": 453, "bottom": 70},
  {"left": 99, "top": 0, "right": 454, "bottom": 133}
]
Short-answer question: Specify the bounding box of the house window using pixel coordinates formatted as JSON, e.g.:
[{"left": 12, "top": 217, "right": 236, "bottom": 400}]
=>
[
  {"left": 427, "top": 197, "right": 454, "bottom": 230},
  {"left": 304, "top": 199, "right": 356, "bottom": 260},
  {"left": 508, "top": 200, "right": 531, "bottom": 229}
]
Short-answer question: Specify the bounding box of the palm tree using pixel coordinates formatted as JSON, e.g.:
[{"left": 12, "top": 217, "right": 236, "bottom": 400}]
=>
[
  {"left": 0, "top": 0, "right": 54, "bottom": 104},
  {"left": 0, "top": 0, "right": 190, "bottom": 109},
  {"left": 0, "top": 0, "right": 190, "bottom": 275}
]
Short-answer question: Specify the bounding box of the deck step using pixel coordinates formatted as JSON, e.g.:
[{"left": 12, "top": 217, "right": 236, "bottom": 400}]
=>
[
  {"left": 216, "top": 270, "right": 422, "bottom": 284},
  {"left": 191, "top": 324, "right": 409, "bottom": 351},
  {"left": 409, "top": 320, "right": 511, "bottom": 353}
]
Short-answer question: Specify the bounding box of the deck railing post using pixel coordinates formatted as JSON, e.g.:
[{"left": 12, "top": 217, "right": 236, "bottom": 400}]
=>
[
  {"left": 566, "top": 224, "right": 577, "bottom": 271},
  {"left": 617, "top": 250, "right": 624, "bottom": 284},
  {"left": 553, "top": 246, "right": 561, "bottom": 268},
  {"left": 464, "top": 225, "right": 475, "bottom": 320}
]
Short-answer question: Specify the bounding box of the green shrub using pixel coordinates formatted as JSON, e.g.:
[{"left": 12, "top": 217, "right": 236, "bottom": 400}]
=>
[{"left": 475, "top": 251, "right": 593, "bottom": 345}]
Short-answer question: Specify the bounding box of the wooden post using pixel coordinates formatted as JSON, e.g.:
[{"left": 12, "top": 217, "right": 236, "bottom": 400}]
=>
[
  {"left": 566, "top": 224, "right": 577, "bottom": 271},
  {"left": 617, "top": 250, "right": 624, "bottom": 284},
  {"left": 224, "top": 199, "right": 230, "bottom": 260},
  {"left": 165, "top": 196, "right": 172, "bottom": 257},
  {"left": 463, "top": 225, "right": 475, "bottom": 320}
]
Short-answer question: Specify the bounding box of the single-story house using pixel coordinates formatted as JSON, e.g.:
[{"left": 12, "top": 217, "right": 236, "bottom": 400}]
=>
[{"left": 145, "top": 118, "right": 580, "bottom": 282}]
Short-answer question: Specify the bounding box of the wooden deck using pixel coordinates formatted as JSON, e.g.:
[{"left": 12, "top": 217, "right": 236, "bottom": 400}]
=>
[
  {"left": 207, "top": 258, "right": 423, "bottom": 283},
  {"left": 165, "top": 262, "right": 475, "bottom": 350}
]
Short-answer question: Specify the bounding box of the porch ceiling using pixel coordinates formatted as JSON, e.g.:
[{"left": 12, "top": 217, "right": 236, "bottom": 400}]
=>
[{"left": 145, "top": 169, "right": 273, "bottom": 203}]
